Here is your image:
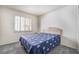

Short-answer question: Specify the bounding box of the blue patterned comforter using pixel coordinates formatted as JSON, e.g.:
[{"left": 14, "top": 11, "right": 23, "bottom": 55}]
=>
[{"left": 20, "top": 33, "right": 61, "bottom": 54}]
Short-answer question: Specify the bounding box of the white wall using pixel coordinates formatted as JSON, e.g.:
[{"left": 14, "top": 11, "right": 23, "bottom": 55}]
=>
[
  {"left": 0, "top": 8, "right": 1, "bottom": 42},
  {"left": 0, "top": 7, "right": 38, "bottom": 45},
  {"left": 77, "top": 6, "right": 79, "bottom": 51},
  {"left": 40, "top": 6, "right": 77, "bottom": 49}
]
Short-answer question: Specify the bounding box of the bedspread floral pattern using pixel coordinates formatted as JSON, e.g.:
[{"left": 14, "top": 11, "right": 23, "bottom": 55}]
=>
[{"left": 20, "top": 33, "right": 60, "bottom": 54}]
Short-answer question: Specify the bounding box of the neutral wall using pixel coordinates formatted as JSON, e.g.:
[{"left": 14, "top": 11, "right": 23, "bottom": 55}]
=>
[
  {"left": 0, "top": 7, "right": 38, "bottom": 45},
  {"left": 77, "top": 6, "right": 79, "bottom": 51},
  {"left": 40, "top": 6, "right": 77, "bottom": 49},
  {"left": 0, "top": 8, "right": 1, "bottom": 42}
]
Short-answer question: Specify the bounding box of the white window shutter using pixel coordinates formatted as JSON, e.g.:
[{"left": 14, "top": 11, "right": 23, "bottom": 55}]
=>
[
  {"left": 14, "top": 16, "right": 20, "bottom": 31},
  {"left": 14, "top": 16, "right": 32, "bottom": 31},
  {"left": 20, "top": 17, "right": 25, "bottom": 31}
]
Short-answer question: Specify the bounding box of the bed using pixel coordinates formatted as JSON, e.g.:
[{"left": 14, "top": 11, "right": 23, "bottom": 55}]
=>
[{"left": 19, "top": 27, "right": 63, "bottom": 54}]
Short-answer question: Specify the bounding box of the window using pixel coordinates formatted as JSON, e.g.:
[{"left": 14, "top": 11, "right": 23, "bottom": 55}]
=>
[{"left": 14, "top": 16, "right": 32, "bottom": 31}]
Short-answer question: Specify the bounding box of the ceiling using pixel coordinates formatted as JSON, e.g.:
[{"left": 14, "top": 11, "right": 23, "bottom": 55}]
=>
[{"left": 3, "top": 5, "right": 66, "bottom": 16}]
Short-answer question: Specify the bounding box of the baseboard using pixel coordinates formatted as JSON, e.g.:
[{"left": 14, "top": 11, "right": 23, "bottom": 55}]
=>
[{"left": 0, "top": 41, "right": 19, "bottom": 46}]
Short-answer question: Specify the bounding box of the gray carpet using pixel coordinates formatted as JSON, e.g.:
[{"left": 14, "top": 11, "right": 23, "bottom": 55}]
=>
[{"left": 0, "top": 42, "right": 78, "bottom": 54}]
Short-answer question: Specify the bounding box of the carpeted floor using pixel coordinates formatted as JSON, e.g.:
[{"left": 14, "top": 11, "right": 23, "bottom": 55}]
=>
[{"left": 0, "top": 42, "right": 78, "bottom": 54}]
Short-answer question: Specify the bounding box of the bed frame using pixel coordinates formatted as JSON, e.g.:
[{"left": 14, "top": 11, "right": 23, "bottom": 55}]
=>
[{"left": 47, "top": 27, "right": 63, "bottom": 35}]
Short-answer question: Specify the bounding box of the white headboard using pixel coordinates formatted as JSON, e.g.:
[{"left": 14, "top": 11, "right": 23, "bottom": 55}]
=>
[{"left": 46, "top": 27, "right": 63, "bottom": 35}]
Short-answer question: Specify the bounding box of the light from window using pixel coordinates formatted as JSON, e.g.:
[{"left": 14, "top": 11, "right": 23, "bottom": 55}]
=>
[{"left": 14, "top": 16, "right": 32, "bottom": 31}]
